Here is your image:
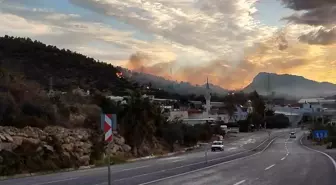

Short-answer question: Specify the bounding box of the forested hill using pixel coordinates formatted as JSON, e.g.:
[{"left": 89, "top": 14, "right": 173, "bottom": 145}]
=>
[{"left": 0, "top": 35, "right": 137, "bottom": 96}]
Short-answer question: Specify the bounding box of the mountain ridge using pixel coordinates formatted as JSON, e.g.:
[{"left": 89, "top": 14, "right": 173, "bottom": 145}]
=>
[
  {"left": 243, "top": 72, "right": 336, "bottom": 98},
  {"left": 121, "top": 68, "right": 229, "bottom": 96}
]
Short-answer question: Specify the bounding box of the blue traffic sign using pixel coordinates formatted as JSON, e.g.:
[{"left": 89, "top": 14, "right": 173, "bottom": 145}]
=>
[{"left": 313, "top": 130, "right": 328, "bottom": 139}]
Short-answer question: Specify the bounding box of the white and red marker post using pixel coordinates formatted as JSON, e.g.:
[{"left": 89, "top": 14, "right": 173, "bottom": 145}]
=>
[{"left": 101, "top": 114, "right": 117, "bottom": 185}]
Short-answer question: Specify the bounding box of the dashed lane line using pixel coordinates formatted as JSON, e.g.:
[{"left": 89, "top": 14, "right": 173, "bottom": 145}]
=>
[
  {"left": 233, "top": 180, "right": 246, "bottom": 185},
  {"left": 265, "top": 164, "right": 275, "bottom": 171},
  {"left": 138, "top": 137, "right": 277, "bottom": 185}
]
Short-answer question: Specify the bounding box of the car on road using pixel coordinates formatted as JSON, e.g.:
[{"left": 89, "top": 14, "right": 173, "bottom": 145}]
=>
[
  {"left": 211, "top": 140, "right": 224, "bottom": 152},
  {"left": 290, "top": 132, "right": 296, "bottom": 138}
]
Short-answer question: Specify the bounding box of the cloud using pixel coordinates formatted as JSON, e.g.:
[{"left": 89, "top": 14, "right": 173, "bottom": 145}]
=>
[
  {"left": 298, "top": 27, "right": 336, "bottom": 45},
  {"left": 69, "top": 0, "right": 275, "bottom": 59},
  {"left": 1, "top": 0, "right": 336, "bottom": 90},
  {"left": 283, "top": 6, "right": 336, "bottom": 27},
  {"left": 0, "top": 1, "right": 180, "bottom": 62},
  {"left": 0, "top": 13, "right": 54, "bottom": 35},
  {"left": 280, "top": 0, "right": 335, "bottom": 11},
  {"left": 129, "top": 26, "right": 336, "bottom": 89},
  {"left": 280, "top": 0, "right": 336, "bottom": 45}
]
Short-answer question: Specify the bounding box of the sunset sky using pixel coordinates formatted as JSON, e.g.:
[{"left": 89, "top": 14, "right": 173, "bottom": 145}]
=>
[{"left": 0, "top": 0, "right": 335, "bottom": 89}]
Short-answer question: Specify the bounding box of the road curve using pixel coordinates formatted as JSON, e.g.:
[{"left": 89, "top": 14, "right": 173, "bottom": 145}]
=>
[{"left": 144, "top": 131, "right": 336, "bottom": 185}]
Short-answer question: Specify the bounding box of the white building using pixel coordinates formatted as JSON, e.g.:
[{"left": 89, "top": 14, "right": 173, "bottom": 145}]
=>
[
  {"left": 298, "top": 98, "right": 336, "bottom": 115},
  {"left": 272, "top": 98, "right": 336, "bottom": 126}
]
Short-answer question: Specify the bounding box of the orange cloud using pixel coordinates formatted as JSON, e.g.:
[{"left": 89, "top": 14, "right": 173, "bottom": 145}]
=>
[{"left": 124, "top": 30, "right": 336, "bottom": 90}]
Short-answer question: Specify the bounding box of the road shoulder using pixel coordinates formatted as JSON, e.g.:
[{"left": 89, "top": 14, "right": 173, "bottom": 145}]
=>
[{"left": 300, "top": 134, "right": 336, "bottom": 170}]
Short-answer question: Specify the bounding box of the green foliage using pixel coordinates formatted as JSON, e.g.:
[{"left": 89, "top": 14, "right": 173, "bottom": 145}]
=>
[
  {"left": 93, "top": 155, "right": 127, "bottom": 167},
  {"left": 248, "top": 91, "right": 266, "bottom": 117},
  {"left": 118, "top": 92, "right": 166, "bottom": 155},
  {"left": 89, "top": 131, "right": 105, "bottom": 163},
  {"left": 0, "top": 92, "right": 18, "bottom": 124},
  {"left": 266, "top": 114, "right": 290, "bottom": 128},
  {"left": 238, "top": 119, "right": 249, "bottom": 132},
  {"left": 180, "top": 123, "right": 213, "bottom": 146},
  {"left": 160, "top": 122, "right": 184, "bottom": 151},
  {"left": 265, "top": 109, "right": 275, "bottom": 117}
]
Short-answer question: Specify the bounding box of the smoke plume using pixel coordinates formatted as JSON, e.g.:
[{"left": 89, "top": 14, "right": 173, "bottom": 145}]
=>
[{"left": 124, "top": 27, "right": 336, "bottom": 90}]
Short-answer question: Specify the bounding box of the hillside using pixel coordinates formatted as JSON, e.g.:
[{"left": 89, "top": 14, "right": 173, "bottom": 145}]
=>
[
  {"left": 0, "top": 36, "right": 224, "bottom": 175},
  {"left": 244, "top": 72, "right": 336, "bottom": 98},
  {"left": 122, "top": 68, "right": 229, "bottom": 96},
  {"left": 0, "top": 36, "right": 138, "bottom": 96}
]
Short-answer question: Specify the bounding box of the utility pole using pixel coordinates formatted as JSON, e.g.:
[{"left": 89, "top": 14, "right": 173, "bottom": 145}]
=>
[
  {"left": 204, "top": 144, "right": 208, "bottom": 164},
  {"left": 264, "top": 73, "right": 272, "bottom": 129}
]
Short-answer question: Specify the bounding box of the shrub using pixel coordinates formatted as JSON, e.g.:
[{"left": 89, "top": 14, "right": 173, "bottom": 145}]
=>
[
  {"left": 13, "top": 116, "right": 48, "bottom": 129},
  {"left": 0, "top": 92, "right": 18, "bottom": 125},
  {"left": 266, "top": 114, "right": 290, "bottom": 128},
  {"left": 21, "top": 102, "right": 57, "bottom": 123},
  {"left": 160, "top": 123, "right": 183, "bottom": 151}
]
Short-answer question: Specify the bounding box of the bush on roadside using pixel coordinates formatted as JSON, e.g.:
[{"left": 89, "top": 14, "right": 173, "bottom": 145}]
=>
[
  {"left": 160, "top": 123, "right": 184, "bottom": 152},
  {"left": 266, "top": 114, "right": 290, "bottom": 128},
  {"left": 93, "top": 155, "right": 128, "bottom": 166}
]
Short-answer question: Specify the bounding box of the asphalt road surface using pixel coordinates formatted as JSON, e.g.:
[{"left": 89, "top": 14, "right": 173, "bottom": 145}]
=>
[
  {"left": 2, "top": 129, "right": 334, "bottom": 185},
  {"left": 144, "top": 131, "right": 336, "bottom": 185}
]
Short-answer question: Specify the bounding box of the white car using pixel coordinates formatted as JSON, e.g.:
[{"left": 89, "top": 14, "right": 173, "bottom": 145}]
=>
[
  {"left": 290, "top": 132, "right": 296, "bottom": 138},
  {"left": 211, "top": 141, "right": 224, "bottom": 152}
]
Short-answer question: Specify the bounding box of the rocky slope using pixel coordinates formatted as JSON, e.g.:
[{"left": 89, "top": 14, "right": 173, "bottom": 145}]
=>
[{"left": 0, "top": 126, "right": 131, "bottom": 176}]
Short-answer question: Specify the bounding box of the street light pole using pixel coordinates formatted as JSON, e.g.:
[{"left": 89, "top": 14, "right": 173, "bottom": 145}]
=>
[{"left": 205, "top": 144, "right": 208, "bottom": 164}]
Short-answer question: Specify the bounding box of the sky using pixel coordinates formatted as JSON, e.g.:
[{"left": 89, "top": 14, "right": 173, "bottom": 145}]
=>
[{"left": 0, "top": 0, "right": 335, "bottom": 90}]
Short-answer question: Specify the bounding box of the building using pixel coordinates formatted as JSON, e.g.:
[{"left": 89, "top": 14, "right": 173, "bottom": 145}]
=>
[
  {"left": 272, "top": 98, "right": 336, "bottom": 126},
  {"left": 298, "top": 98, "right": 336, "bottom": 116},
  {"left": 107, "top": 78, "right": 249, "bottom": 125}
]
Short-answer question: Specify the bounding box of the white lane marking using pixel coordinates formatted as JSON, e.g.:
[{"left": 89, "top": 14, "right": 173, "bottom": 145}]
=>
[
  {"left": 281, "top": 156, "right": 286, "bottom": 160},
  {"left": 93, "top": 182, "right": 107, "bottom": 185},
  {"left": 265, "top": 164, "right": 275, "bottom": 170},
  {"left": 115, "top": 137, "right": 274, "bottom": 182},
  {"left": 31, "top": 178, "right": 78, "bottom": 185},
  {"left": 227, "top": 147, "right": 238, "bottom": 151},
  {"left": 119, "top": 165, "right": 151, "bottom": 172},
  {"left": 300, "top": 136, "right": 336, "bottom": 172},
  {"left": 233, "top": 179, "right": 246, "bottom": 185},
  {"left": 158, "top": 156, "right": 181, "bottom": 161},
  {"left": 172, "top": 159, "right": 185, "bottom": 163},
  {"left": 138, "top": 138, "right": 277, "bottom": 185}
]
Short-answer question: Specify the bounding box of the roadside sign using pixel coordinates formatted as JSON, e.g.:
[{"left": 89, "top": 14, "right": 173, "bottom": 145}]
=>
[
  {"left": 101, "top": 114, "right": 117, "bottom": 142},
  {"left": 101, "top": 113, "right": 117, "bottom": 185},
  {"left": 313, "top": 130, "right": 328, "bottom": 139}
]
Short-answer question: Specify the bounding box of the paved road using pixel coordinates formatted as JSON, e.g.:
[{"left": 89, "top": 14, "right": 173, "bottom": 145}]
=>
[
  {"left": 3, "top": 129, "right": 323, "bottom": 185},
  {"left": 0, "top": 130, "right": 276, "bottom": 185},
  {"left": 145, "top": 131, "right": 336, "bottom": 185}
]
